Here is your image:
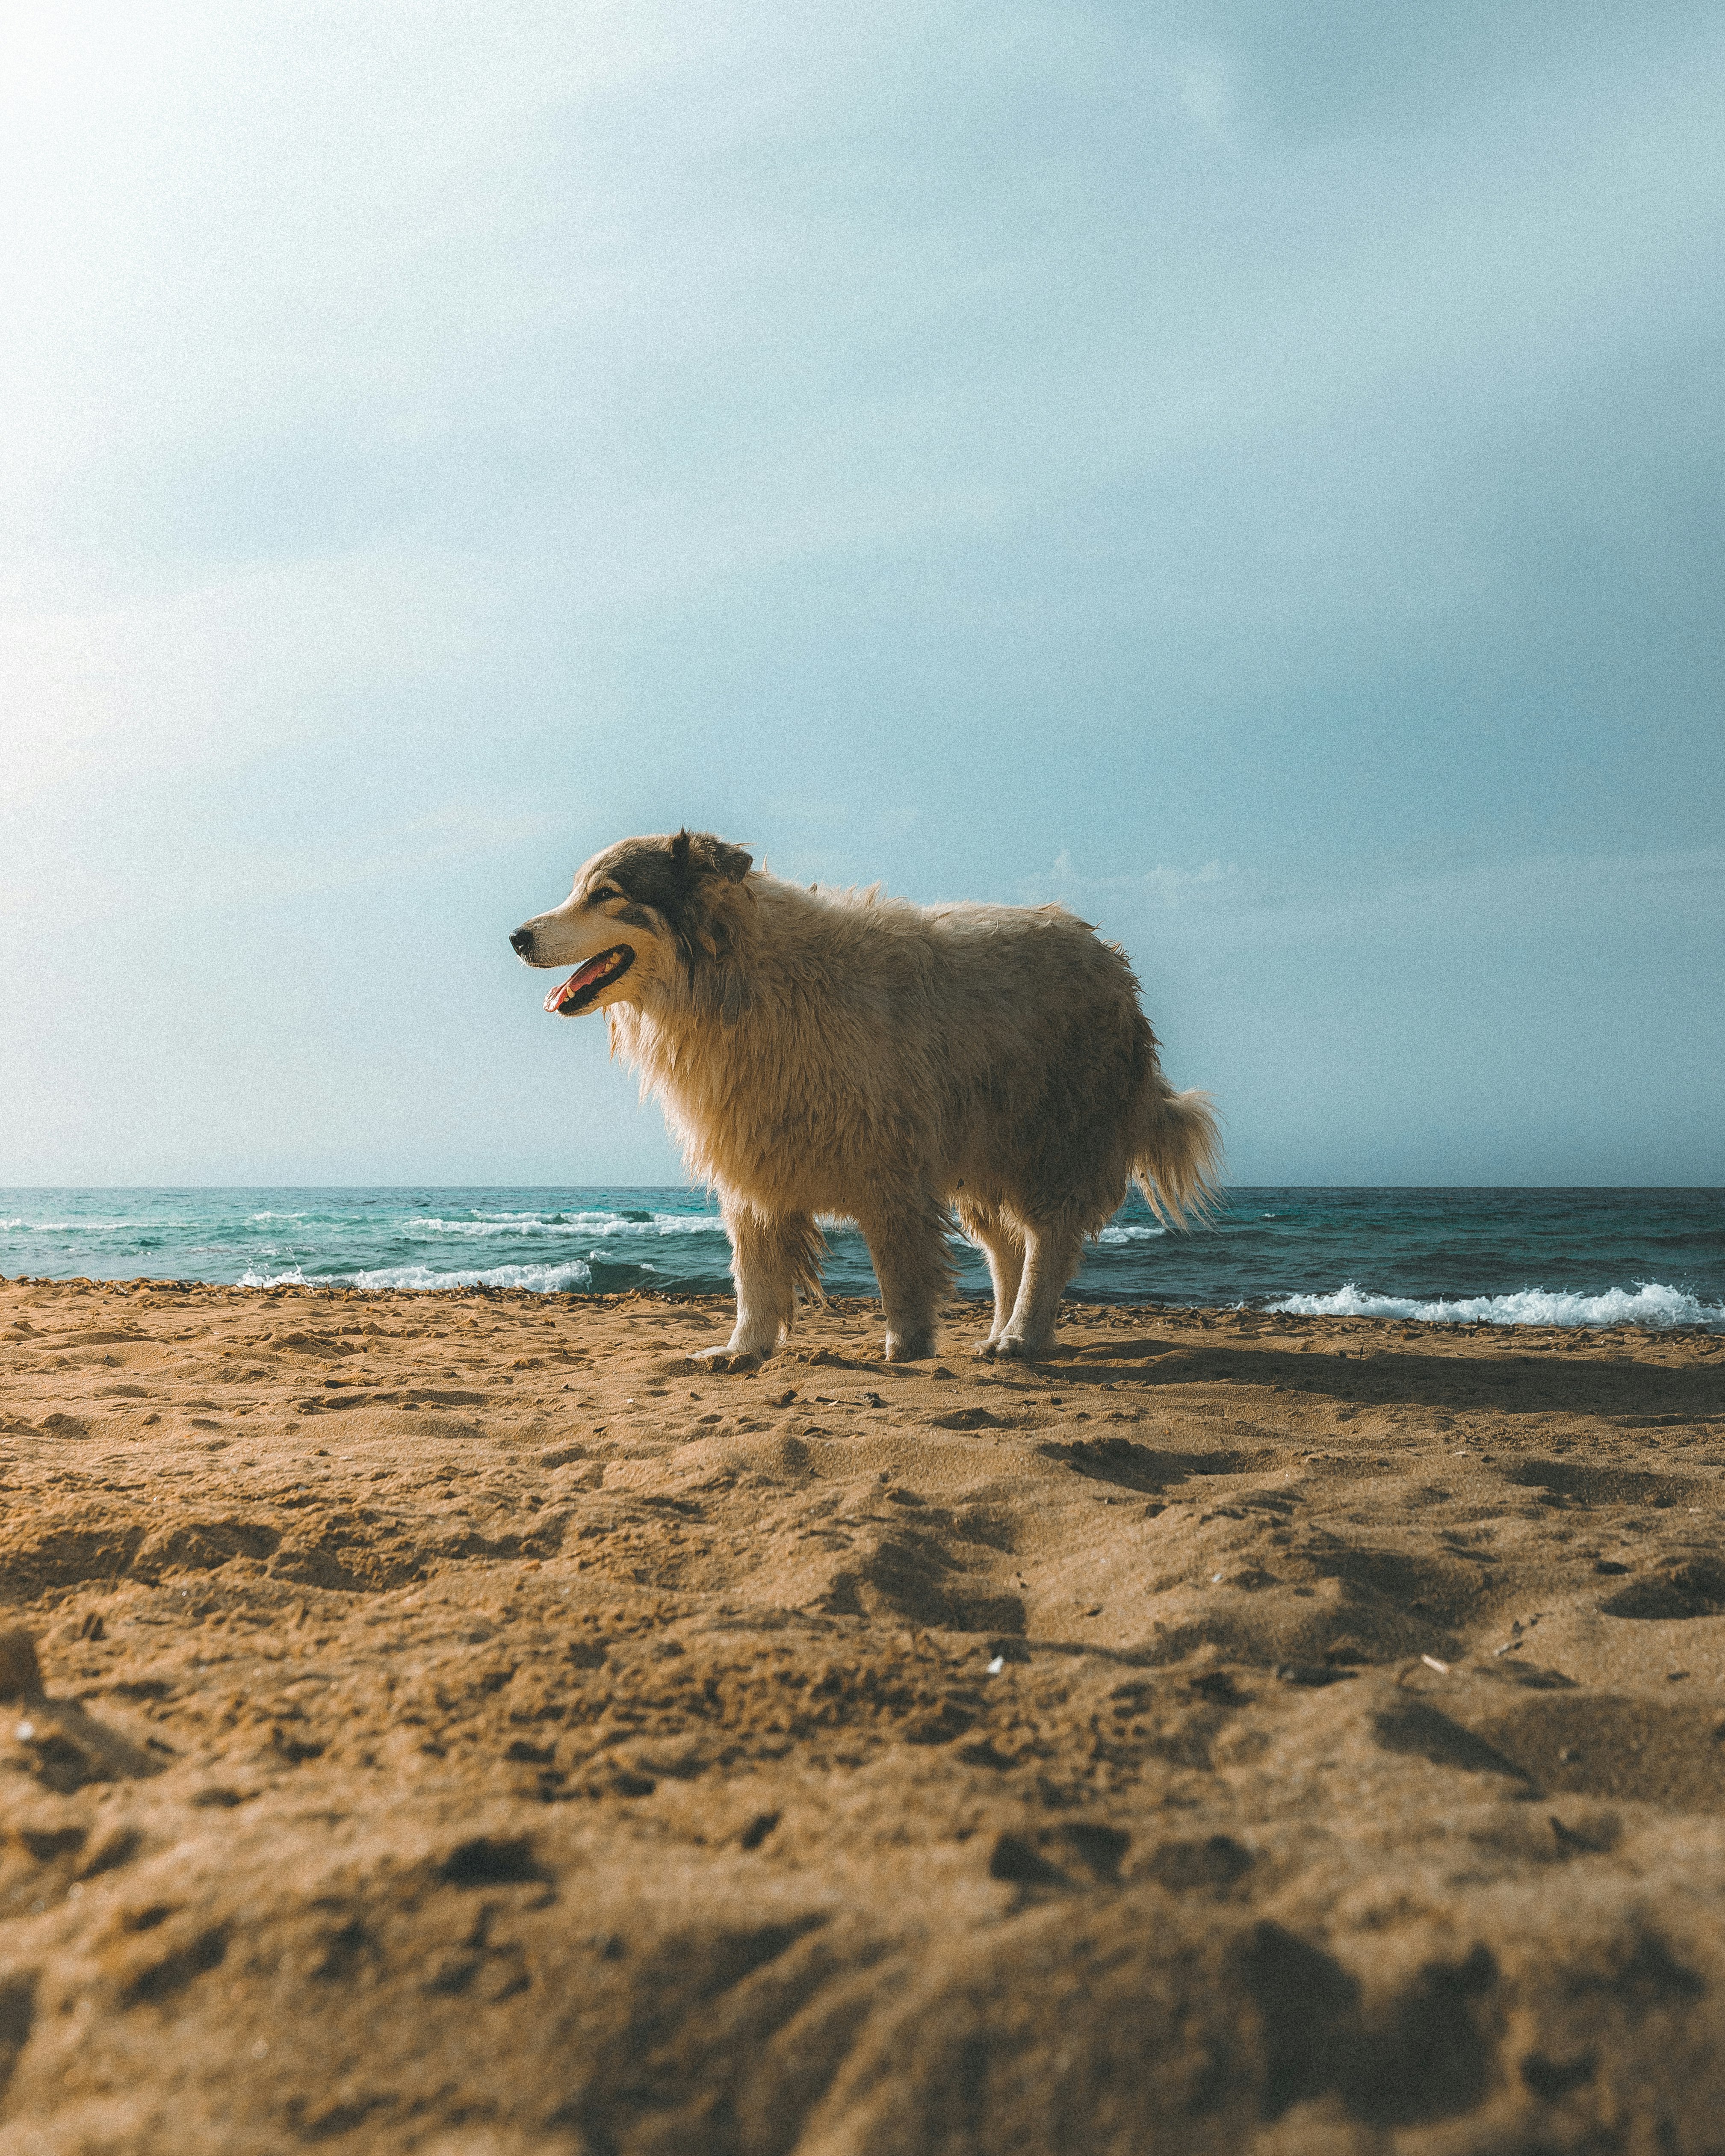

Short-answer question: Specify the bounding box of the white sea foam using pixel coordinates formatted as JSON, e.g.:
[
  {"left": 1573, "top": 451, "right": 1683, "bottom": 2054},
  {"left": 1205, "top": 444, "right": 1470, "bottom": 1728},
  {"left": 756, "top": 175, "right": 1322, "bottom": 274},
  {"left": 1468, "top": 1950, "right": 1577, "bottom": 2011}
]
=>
[
  {"left": 239, "top": 1259, "right": 597, "bottom": 1293},
  {"left": 1096, "top": 1224, "right": 1167, "bottom": 1245},
  {"left": 350, "top": 1259, "right": 600, "bottom": 1291},
  {"left": 1267, "top": 1281, "right": 1725, "bottom": 1330},
  {"left": 405, "top": 1211, "right": 724, "bottom": 1240}
]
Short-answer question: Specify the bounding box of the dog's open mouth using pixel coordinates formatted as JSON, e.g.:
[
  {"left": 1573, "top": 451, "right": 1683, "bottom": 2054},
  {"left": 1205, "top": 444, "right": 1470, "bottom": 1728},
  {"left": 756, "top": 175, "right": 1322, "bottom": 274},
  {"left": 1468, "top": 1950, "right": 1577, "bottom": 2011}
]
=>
[{"left": 544, "top": 945, "right": 635, "bottom": 1016}]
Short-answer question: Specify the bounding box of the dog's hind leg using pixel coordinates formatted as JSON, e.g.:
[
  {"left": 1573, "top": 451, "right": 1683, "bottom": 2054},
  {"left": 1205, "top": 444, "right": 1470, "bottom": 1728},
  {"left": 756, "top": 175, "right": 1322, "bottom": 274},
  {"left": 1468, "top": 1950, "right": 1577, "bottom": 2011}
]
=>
[
  {"left": 979, "top": 1223, "right": 1084, "bottom": 1361},
  {"left": 858, "top": 1197, "right": 951, "bottom": 1362},
  {"left": 700, "top": 1204, "right": 822, "bottom": 1367},
  {"left": 957, "top": 1203, "right": 1024, "bottom": 1350}
]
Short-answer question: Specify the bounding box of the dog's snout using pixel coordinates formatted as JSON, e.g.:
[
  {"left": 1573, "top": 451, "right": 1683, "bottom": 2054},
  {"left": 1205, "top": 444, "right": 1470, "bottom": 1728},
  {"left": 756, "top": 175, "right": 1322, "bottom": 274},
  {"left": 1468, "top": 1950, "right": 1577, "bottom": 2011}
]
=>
[{"left": 509, "top": 926, "right": 535, "bottom": 959}]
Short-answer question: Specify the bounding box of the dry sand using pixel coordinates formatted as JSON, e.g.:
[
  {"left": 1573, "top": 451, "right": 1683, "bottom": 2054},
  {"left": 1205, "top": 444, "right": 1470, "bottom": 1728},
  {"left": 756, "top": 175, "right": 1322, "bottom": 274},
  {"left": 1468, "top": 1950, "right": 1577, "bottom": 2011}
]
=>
[{"left": 0, "top": 1275, "right": 1723, "bottom": 2153}]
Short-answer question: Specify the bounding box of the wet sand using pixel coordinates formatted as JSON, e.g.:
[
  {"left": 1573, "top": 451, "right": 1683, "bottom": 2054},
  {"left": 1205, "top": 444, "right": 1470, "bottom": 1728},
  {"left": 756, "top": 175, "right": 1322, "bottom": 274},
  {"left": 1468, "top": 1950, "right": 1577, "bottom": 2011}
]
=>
[{"left": 0, "top": 1274, "right": 1723, "bottom": 2154}]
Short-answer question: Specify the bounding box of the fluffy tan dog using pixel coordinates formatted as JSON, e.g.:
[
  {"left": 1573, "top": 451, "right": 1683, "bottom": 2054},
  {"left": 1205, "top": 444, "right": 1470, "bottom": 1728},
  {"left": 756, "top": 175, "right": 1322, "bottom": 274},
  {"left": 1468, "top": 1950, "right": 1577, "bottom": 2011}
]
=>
[{"left": 511, "top": 831, "right": 1219, "bottom": 1365}]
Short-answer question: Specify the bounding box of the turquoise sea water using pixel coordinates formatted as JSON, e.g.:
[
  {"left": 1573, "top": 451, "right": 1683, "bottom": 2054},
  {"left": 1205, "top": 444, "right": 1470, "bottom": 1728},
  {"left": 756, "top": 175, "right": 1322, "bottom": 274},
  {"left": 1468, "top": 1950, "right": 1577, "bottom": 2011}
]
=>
[{"left": 2, "top": 1188, "right": 1722, "bottom": 1329}]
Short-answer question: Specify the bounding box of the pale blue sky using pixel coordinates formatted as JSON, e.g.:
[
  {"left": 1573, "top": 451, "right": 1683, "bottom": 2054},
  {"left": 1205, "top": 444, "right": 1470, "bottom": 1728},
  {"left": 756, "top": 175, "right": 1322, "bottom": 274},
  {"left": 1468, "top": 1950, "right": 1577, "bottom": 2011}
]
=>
[{"left": 2, "top": 1, "right": 1721, "bottom": 1186}]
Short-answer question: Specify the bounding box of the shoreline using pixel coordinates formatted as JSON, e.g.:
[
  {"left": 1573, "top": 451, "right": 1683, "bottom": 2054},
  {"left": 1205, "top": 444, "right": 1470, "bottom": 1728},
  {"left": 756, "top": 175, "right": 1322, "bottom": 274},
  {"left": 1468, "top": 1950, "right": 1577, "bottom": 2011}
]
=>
[
  {"left": 1, "top": 1275, "right": 1723, "bottom": 2148},
  {"left": 5, "top": 1273, "right": 1723, "bottom": 1341}
]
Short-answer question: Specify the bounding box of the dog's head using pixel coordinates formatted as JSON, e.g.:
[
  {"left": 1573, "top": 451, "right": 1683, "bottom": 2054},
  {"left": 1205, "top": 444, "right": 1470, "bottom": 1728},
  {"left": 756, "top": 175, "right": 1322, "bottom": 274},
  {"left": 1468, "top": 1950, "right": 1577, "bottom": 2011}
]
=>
[{"left": 510, "top": 830, "right": 755, "bottom": 1019}]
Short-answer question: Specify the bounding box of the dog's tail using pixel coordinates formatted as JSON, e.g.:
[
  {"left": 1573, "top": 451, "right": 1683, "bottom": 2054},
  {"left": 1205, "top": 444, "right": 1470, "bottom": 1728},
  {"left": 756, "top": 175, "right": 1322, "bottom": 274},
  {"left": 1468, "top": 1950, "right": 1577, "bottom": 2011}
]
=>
[{"left": 1132, "top": 1083, "right": 1223, "bottom": 1229}]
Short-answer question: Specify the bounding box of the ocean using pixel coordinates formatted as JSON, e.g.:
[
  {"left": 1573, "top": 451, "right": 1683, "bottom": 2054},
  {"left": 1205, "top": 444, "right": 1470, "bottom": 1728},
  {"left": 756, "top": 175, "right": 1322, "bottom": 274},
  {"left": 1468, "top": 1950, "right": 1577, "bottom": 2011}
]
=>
[{"left": 1, "top": 1187, "right": 1721, "bottom": 1329}]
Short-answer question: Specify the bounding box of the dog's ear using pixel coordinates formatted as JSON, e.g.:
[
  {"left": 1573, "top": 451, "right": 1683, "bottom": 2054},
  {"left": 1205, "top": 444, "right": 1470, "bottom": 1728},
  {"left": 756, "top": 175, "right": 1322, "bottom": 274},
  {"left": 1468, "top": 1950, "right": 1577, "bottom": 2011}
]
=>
[
  {"left": 657, "top": 833, "right": 753, "bottom": 1022},
  {"left": 672, "top": 830, "right": 752, "bottom": 885}
]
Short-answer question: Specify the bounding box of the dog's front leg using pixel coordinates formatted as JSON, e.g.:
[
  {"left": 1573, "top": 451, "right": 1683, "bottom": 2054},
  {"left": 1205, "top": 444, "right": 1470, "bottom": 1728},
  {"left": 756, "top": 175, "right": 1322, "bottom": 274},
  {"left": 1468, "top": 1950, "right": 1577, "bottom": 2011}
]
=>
[{"left": 696, "top": 1204, "right": 818, "bottom": 1368}]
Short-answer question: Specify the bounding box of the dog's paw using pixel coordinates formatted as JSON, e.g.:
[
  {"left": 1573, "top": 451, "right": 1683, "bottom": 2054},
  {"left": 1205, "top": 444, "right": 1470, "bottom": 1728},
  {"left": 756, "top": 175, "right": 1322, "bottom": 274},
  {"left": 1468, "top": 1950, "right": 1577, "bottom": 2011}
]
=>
[
  {"left": 981, "top": 1335, "right": 1042, "bottom": 1363},
  {"left": 884, "top": 1332, "right": 936, "bottom": 1364},
  {"left": 691, "top": 1346, "right": 764, "bottom": 1373}
]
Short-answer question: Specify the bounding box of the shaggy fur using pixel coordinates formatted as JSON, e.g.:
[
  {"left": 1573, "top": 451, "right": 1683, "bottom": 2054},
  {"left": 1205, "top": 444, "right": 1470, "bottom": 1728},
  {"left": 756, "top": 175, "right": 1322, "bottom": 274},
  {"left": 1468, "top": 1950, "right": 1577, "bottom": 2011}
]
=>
[{"left": 511, "top": 830, "right": 1220, "bottom": 1364}]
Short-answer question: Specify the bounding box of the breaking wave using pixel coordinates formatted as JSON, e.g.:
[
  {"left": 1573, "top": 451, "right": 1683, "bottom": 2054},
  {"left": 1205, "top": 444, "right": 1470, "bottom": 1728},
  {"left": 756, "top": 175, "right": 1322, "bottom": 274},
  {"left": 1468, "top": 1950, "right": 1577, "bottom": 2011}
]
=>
[
  {"left": 405, "top": 1211, "right": 725, "bottom": 1240},
  {"left": 1267, "top": 1281, "right": 1725, "bottom": 1330},
  {"left": 239, "top": 1259, "right": 598, "bottom": 1293}
]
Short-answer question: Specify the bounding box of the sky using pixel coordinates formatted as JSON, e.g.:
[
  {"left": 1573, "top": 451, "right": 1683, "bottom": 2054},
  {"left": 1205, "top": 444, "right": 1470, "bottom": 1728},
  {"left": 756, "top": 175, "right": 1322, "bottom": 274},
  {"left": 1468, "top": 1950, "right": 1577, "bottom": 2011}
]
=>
[{"left": 1, "top": 0, "right": 1721, "bottom": 1189}]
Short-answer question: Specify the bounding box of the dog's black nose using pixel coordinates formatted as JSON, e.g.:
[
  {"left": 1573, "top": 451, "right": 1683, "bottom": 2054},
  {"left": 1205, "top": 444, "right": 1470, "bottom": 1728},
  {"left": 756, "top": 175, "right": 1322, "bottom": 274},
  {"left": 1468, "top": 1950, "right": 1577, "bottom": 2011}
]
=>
[{"left": 509, "top": 927, "right": 534, "bottom": 958}]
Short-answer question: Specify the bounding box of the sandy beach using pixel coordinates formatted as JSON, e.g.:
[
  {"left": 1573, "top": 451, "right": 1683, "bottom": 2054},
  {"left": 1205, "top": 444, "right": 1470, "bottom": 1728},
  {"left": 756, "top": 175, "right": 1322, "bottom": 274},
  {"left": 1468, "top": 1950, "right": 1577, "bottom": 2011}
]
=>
[{"left": 0, "top": 1274, "right": 1722, "bottom": 2153}]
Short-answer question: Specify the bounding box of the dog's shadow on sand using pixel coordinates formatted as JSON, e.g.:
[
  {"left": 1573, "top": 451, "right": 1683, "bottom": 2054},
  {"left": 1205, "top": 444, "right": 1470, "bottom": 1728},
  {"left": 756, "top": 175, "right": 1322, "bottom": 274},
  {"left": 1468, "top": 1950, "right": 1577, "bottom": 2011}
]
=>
[
  {"left": 677, "top": 1311, "right": 1721, "bottom": 1427},
  {"left": 1041, "top": 1334, "right": 1725, "bottom": 1426}
]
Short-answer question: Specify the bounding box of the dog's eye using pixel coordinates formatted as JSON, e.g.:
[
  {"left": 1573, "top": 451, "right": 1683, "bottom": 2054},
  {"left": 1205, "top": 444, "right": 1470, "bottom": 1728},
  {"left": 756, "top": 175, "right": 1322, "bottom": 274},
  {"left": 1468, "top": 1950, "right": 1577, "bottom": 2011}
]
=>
[{"left": 589, "top": 885, "right": 620, "bottom": 905}]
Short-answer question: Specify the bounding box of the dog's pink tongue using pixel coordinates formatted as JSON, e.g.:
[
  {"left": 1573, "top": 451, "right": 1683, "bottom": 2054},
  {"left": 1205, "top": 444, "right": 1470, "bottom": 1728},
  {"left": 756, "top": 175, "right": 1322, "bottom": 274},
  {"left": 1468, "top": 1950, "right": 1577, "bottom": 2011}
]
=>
[{"left": 545, "top": 954, "right": 610, "bottom": 1015}]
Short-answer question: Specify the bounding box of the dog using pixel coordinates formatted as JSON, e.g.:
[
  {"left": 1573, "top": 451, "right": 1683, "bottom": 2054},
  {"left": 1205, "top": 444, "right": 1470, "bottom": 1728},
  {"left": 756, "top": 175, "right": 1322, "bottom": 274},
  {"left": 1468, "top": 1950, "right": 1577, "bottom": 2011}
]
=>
[{"left": 511, "top": 830, "right": 1219, "bottom": 1365}]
